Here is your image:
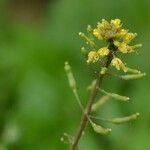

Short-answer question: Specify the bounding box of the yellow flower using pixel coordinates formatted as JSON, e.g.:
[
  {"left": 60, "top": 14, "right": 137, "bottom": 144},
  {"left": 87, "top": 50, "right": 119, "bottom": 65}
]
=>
[
  {"left": 114, "top": 41, "right": 134, "bottom": 53},
  {"left": 98, "top": 19, "right": 110, "bottom": 29},
  {"left": 97, "top": 47, "right": 109, "bottom": 57},
  {"left": 96, "top": 19, "right": 115, "bottom": 40},
  {"left": 111, "top": 58, "right": 126, "bottom": 72},
  {"left": 111, "top": 19, "right": 121, "bottom": 29},
  {"left": 117, "top": 29, "right": 128, "bottom": 37},
  {"left": 123, "top": 32, "right": 137, "bottom": 43},
  {"left": 117, "top": 42, "right": 128, "bottom": 53},
  {"left": 87, "top": 51, "right": 99, "bottom": 63},
  {"left": 93, "top": 29, "right": 102, "bottom": 40}
]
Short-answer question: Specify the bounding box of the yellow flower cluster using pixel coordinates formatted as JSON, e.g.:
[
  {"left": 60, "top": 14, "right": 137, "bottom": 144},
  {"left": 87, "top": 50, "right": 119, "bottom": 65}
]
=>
[
  {"left": 93, "top": 19, "right": 122, "bottom": 40},
  {"left": 113, "top": 41, "right": 133, "bottom": 53},
  {"left": 93, "top": 18, "right": 141, "bottom": 54},
  {"left": 87, "top": 47, "right": 109, "bottom": 63},
  {"left": 79, "top": 18, "right": 142, "bottom": 72}
]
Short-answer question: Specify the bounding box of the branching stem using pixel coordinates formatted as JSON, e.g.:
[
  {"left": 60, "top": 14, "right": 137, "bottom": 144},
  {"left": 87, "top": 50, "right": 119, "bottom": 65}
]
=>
[{"left": 70, "top": 49, "right": 113, "bottom": 150}]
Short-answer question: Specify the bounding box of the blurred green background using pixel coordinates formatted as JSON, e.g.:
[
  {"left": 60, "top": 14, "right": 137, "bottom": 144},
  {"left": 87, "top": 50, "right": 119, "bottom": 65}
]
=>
[{"left": 0, "top": 0, "right": 149, "bottom": 150}]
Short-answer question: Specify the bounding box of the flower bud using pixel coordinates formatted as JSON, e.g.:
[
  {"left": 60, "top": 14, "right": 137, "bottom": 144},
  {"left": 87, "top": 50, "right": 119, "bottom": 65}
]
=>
[
  {"left": 100, "top": 67, "right": 108, "bottom": 75},
  {"left": 81, "top": 47, "right": 88, "bottom": 56},
  {"left": 87, "top": 25, "right": 92, "bottom": 32},
  {"left": 64, "top": 62, "right": 76, "bottom": 90}
]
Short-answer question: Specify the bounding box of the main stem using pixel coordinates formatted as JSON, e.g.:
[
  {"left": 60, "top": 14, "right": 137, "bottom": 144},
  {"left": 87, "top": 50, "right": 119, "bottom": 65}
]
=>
[
  {"left": 70, "top": 77, "right": 101, "bottom": 150},
  {"left": 70, "top": 51, "right": 113, "bottom": 150}
]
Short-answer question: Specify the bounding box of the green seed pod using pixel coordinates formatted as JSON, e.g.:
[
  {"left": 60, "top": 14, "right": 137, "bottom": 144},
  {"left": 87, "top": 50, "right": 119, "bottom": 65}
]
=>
[
  {"left": 120, "top": 73, "right": 146, "bottom": 80},
  {"left": 92, "top": 96, "right": 110, "bottom": 112},
  {"left": 110, "top": 112, "right": 140, "bottom": 124},
  {"left": 99, "top": 89, "right": 129, "bottom": 102},
  {"left": 64, "top": 62, "right": 76, "bottom": 90},
  {"left": 132, "top": 44, "right": 142, "bottom": 49},
  {"left": 125, "top": 67, "right": 141, "bottom": 74},
  {"left": 91, "top": 122, "right": 111, "bottom": 135},
  {"left": 79, "top": 32, "right": 95, "bottom": 47},
  {"left": 109, "top": 93, "right": 129, "bottom": 101}
]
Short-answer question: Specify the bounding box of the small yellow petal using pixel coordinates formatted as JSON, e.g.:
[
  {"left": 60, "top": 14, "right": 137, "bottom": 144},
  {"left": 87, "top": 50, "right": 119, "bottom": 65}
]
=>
[
  {"left": 123, "top": 32, "right": 137, "bottom": 43},
  {"left": 97, "top": 47, "right": 109, "bottom": 57},
  {"left": 119, "top": 29, "right": 128, "bottom": 36},
  {"left": 111, "top": 19, "right": 121, "bottom": 29},
  {"left": 114, "top": 41, "right": 134, "bottom": 53},
  {"left": 111, "top": 58, "right": 126, "bottom": 72},
  {"left": 118, "top": 42, "right": 128, "bottom": 53},
  {"left": 87, "top": 51, "right": 99, "bottom": 63},
  {"left": 93, "top": 29, "right": 102, "bottom": 40}
]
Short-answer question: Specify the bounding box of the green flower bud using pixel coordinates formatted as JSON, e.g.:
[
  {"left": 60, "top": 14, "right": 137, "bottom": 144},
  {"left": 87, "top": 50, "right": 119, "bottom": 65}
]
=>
[{"left": 100, "top": 67, "right": 108, "bottom": 75}]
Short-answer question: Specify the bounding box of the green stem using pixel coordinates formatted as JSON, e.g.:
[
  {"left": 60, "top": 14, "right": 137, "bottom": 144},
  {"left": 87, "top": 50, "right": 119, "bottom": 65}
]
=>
[{"left": 70, "top": 52, "right": 113, "bottom": 150}]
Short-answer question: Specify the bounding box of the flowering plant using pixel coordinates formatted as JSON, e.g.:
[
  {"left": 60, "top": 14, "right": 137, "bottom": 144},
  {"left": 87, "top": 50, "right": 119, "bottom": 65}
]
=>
[{"left": 63, "top": 19, "right": 145, "bottom": 150}]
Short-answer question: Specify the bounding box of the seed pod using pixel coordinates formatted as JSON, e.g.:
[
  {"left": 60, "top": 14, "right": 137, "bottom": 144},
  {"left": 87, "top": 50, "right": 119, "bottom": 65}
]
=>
[
  {"left": 92, "top": 95, "right": 110, "bottom": 112},
  {"left": 79, "top": 32, "right": 95, "bottom": 46},
  {"left": 64, "top": 62, "right": 76, "bottom": 90},
  {"left": 120, "top": 73, "right": 146, "bottom": 80},
  {"left": 125, "top": 67, "right": 141, "bottom": 74},
  {"left": 91, "top": 122, "right": 111, "bottom": 135},
  {"left": 99, "top": 89, "right": 129, "bottom": 102},
  {"left": 132, "top": 44, "right": 142, "bottom": 49},
  {"left": 110, "top": 112, "right": 140, "bottom": 124}
]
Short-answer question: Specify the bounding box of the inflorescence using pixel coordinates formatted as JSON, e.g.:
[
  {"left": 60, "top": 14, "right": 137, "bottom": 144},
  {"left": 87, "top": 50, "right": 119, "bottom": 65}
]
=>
[
  {"left": 79, "top": 19, "right": 142, "bottom": 73},
  {"left": 64, "top": 18, "right": 146, "bottom": 149}
]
